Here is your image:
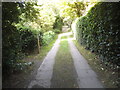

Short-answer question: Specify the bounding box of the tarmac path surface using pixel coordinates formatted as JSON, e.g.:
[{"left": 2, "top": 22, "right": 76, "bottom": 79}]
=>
[
  {"left": 28, "top": 39, "right": 60, "bottom": 88},
  {"left": 28, "top": 32, "right": 104, "bottom": 88},
  {"left": 68, "top": 39, "right": 104, "bottom": 88}
]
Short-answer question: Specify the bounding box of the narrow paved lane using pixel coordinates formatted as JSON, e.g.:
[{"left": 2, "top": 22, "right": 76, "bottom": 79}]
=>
[
  {"left": 28, "top": 39, "right": 60, "bottom": 88},
  {"left": 68, "top": 40, "right": 104, "bottom": 88},
  {"left": 28, "top": 32, "right": 104, "bottom": 88}
]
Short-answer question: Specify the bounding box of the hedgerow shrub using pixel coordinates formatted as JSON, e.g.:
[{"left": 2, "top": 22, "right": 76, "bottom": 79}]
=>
[
  {"left": 18, "top": 27, "right": 42, "bottom": 54},
  {"left": 72, "top": 2, "right": 120, "bottom": 65},
  {"left": 53, "top": 15, "right": 63, "bottom": 31},
  {"left": 42, "top": 31, "right": 55, "bottom": 45},
  {"left": 2, "top": 26, "right": 40, "bottom": 74},
  {"left": 2, "top": 2, "right": 57, "bottom": 77},
  {"left": 53, "top": 29, "right": 61, "bottom": 34}
]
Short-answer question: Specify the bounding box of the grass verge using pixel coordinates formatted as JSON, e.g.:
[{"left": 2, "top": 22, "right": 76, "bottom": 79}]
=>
[
  {"left": 51, "top": 40, "right": 78, "bottom": 88},
  {"left": 73, "top": 40, "right": 119, "bottom": 88}
]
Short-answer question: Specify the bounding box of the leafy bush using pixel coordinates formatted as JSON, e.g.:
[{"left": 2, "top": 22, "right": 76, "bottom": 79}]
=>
[
  {"left": 53, "top": 29, "right": 61, "bottom": 34},
  {"left": 53, "top": 15, "right": 63, "bottom": 31},
  {"left": 2, "top": 2, "right": 22, "bottom": 75},
  {"left": 19, "top": 28, "right": 38, "bottom": 54},
  {"left": 2, "top": 2, "right": 41, "bottom": 74},
  {"left": 2, "top": 2, "right": 56, "bottom": 76},
  {"left": 72, "top": 2, "right": 120, "bottom": 66},
  {"left": 13, "top": 60, "right": 33, "bottom": 72},
  {"left": 42, "top": 31, "right": 55, "bottom": 45}
]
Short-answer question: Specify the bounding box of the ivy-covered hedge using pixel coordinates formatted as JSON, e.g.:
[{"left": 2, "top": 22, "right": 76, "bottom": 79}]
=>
[{"left": 72, "top": 2, "right": 120, "bottom": 65}]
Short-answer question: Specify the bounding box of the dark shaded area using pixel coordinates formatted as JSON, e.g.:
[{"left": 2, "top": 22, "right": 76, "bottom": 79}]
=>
[
  {"left": 53, "top": 15, "right": 63, "bottom": 33},
  {"left": 2, "top": 2, "right": 42, "bottom": 78},
  {"left": 2, "top": 2, "right": 22, "bottom": 77}
]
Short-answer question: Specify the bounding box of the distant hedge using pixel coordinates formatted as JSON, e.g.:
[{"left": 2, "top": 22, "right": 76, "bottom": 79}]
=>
[
  {"left": 53, "top": 15, "right": 63, "bottom": 31},
  {"left": 72, "top": 2, "right": 120, "bottom": 65}
]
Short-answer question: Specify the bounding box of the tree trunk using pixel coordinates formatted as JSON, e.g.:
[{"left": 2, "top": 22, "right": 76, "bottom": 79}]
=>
[{"left": 37, "top": 34, "right": 40, "bottom": 53}]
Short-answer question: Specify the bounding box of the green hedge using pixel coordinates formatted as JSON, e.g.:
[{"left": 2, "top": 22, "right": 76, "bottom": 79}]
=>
[
  {"left": 42, "top": 31, "right": 55, "bottom": 45},
  {"left": 19, "top": 28, "right": 39, "bottom": 53},
  {"left": 72, "top": 2, "right": 120, "bottom": 65},
  {"left": 53, "top": 15, "right": 63, "bottom": 31},
  {"left": 3, "top": 27, "right": 39, "bottom": 74}
]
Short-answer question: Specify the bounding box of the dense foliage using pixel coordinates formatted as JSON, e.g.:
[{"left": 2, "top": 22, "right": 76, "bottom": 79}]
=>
[
  {"left": 2, "top": 2, "right": 23, "bottom": 74},
  {"left": 61, "top": 2, "right": 85, "bottom": 19},
  {"left": 53, "top": 15, "right": 63, "bottom": 32},
  {"left": 72, "top": 2, "right": 120, "bottom": 66},
  {"left": 42, "top": 31, "right": 55, "bottom": 45},
  {"left": 2, "top": 2, "right": 57, "bottom": 76},
  {"left": 59, "top": 1, "right": 86, "bottom": 27}
]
